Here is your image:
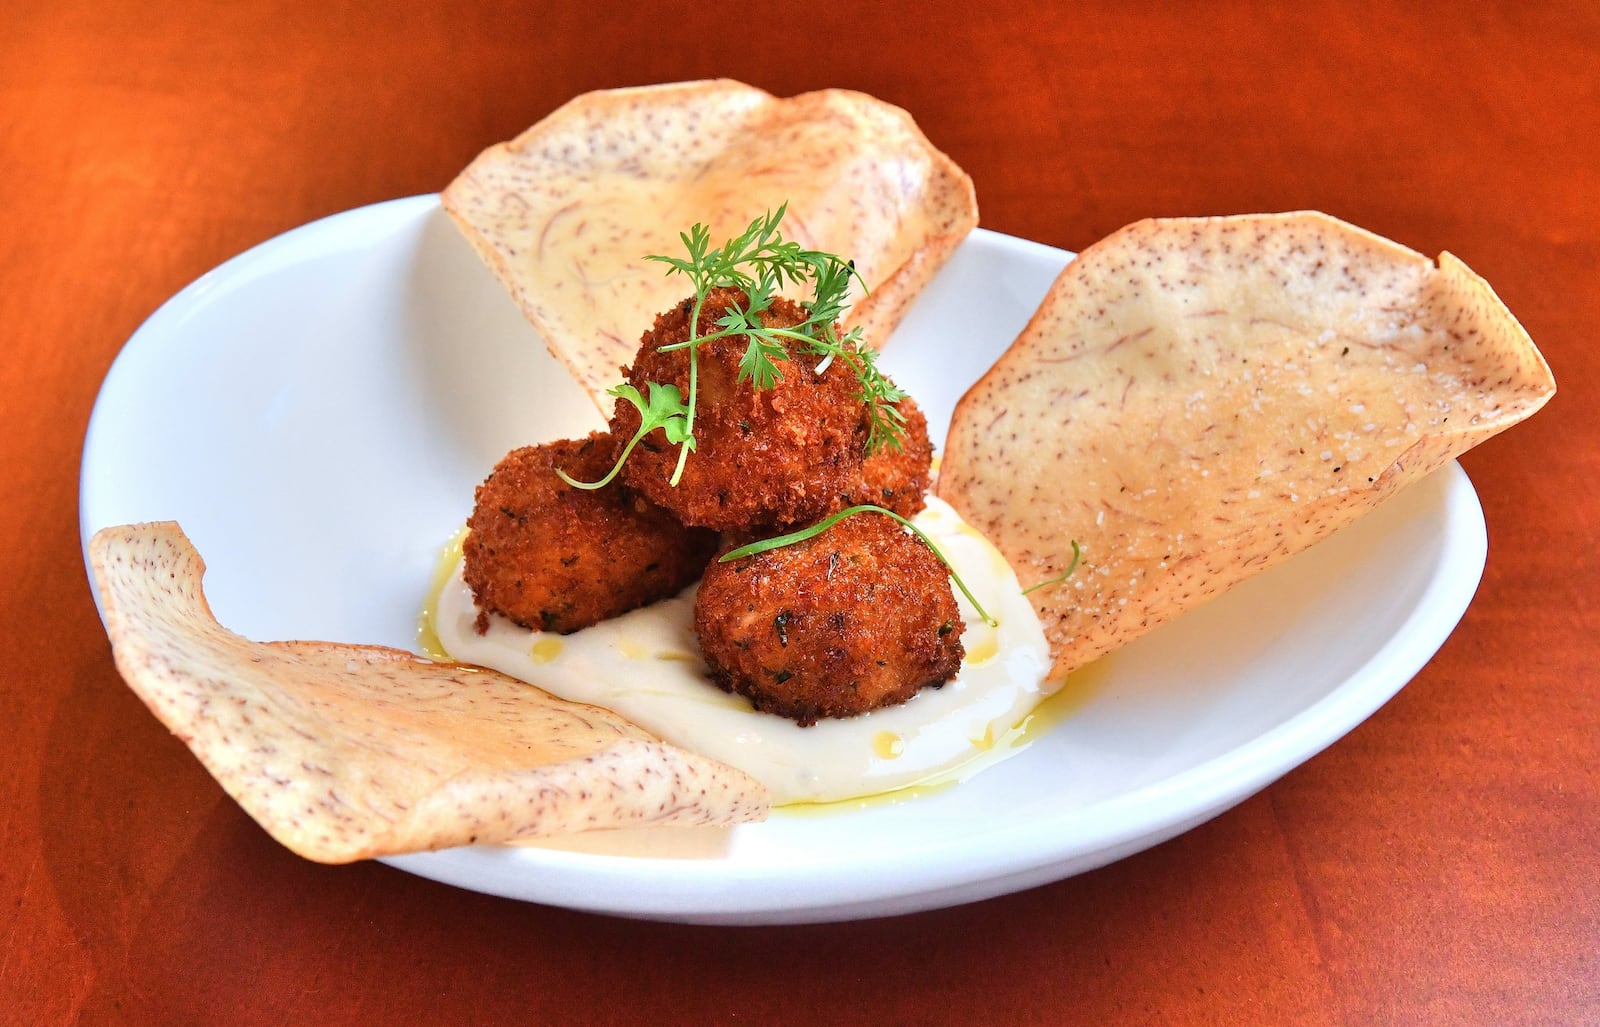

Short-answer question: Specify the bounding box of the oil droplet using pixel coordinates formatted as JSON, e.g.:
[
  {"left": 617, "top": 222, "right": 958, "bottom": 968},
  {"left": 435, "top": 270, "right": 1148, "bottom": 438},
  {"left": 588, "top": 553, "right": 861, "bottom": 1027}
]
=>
[
  {"left": 530, "top": 636, "right": 564, "bottom": 663},
  {"left": 873, "top": 731, "right": 905, "bottom": 759},
  {"left": 617, "top": 638, "right": 647, "bottom": 660},
  {"left": 966, "top": 632, "right": 1000, "bottom": 665},
  {"left": 776, "top": 777, "right": 956, "bottom": 817},
  {"left": 655, "top": 650, "right": 697, "bottom": 663},
  {"left": 417, "top": 527, "right": 468, "bottom": 661},
  {"left": 1012, "top": 658, "right": 1111, "bottom": 741},
  {"left": 777, "top": 659, "right": 1114, "bottom": 817}
]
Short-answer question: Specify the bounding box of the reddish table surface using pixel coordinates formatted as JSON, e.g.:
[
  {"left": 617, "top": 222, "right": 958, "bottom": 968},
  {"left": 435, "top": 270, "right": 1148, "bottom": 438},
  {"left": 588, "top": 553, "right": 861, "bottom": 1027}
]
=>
[{"left": 5, "top": 3, "right": 1595, "bottom": 1023}]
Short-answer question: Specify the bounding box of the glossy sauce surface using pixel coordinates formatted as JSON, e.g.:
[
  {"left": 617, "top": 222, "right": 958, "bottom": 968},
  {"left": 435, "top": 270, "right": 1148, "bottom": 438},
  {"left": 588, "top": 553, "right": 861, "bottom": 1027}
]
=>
[{"left": 432, "top": 498, "right": 1052, "bottom": 804}]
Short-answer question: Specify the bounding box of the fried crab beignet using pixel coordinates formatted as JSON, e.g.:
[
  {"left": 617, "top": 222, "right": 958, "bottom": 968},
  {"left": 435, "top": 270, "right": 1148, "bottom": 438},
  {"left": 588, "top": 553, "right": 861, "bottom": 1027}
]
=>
[
  {"left": 836, "top": 394, "right": 933, "bottom": 519},
  {"left": 693, "top": 514, "right": 965, "bottom": 726},
  {"left": 613, "top": 287, "right": 870, "bottom": 533},
  {"left": 463, "top": 433, "right": 718, "bottom": 634}
]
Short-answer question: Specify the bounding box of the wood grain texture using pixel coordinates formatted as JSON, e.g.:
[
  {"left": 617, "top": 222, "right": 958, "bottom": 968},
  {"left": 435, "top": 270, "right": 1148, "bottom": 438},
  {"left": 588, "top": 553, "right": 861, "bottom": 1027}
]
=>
[{"left": 4, "top": 1, "right": 1595, "bottom": 1023}]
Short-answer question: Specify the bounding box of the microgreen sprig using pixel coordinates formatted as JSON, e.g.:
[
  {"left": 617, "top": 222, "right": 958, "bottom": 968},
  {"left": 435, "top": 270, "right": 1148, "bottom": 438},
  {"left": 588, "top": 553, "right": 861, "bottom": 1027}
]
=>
[
  {"left": 718, "top": 504, "right": 997, "bottom": 627},
  {"left": 560, "top": 206, "right": 907, "bottom": 490},
  {"left": 557, "top": 382, "right": 692, "bottom": 491},
  {"left": 1021, "top": 541, "right": 1083, "bottom": 595}
]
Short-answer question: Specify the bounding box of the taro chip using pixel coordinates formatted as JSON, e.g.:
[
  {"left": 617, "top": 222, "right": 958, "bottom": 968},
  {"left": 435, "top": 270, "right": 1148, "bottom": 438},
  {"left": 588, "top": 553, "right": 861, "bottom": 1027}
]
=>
[
  {"left": 938, "top": 211, "right": 1555, "bottom": 678},
  {"left": 89, "top": 521, "right": 769, "bottom": 863},
  {"left": 441, "top": 79, "right": 978, "bottom": 406}
]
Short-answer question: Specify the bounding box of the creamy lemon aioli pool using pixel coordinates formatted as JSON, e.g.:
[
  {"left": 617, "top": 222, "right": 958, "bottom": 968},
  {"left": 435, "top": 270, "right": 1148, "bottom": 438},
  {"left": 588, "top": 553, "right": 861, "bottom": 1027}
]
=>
[{"left": 432, "top": 497, "right": 1052, "bottom": 804}]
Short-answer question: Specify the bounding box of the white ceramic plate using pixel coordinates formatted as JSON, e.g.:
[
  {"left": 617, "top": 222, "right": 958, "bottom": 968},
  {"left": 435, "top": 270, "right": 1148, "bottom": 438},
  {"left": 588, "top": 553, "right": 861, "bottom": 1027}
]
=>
[{"left": 80, "top": 196, "right": 1487, "bottom": 924}]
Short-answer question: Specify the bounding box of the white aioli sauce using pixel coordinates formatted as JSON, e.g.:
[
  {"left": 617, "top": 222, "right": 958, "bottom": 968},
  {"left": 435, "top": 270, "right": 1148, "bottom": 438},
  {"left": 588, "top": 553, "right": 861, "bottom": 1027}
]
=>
[{"left": 433, "top": 497, "right": 1052, "bottom": 805}]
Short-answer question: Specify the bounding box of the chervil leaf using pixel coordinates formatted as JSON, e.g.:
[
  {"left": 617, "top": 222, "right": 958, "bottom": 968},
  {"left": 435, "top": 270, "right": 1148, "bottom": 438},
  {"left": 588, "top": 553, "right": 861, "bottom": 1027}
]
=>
[
  {"left": 622, "top": 381, "right": 694, "bottom": 445},
  {"left": 737, "top": 335, "right": 788, "bottom": 390},
  {"left": 618, "top": 205, "right": 903, "bottom": 485},
  {"left": 557, "top": 382, "right": 692, "bottom": 490}
]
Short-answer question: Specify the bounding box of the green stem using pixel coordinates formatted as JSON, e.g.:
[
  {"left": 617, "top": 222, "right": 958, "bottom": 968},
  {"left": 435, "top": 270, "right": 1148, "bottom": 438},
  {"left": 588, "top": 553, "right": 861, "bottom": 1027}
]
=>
[
  {"left": 1021, "top": 540, "right": 1083, "bottom": 594},
  {"left": 556, "top": 429, "right": 647, "bottom": 491},
  {"left": 719, "top": 504, "right": 997, "bottom": 627},
  {"left": 668, "top": 293, "right": 706, "bottom": 486}
]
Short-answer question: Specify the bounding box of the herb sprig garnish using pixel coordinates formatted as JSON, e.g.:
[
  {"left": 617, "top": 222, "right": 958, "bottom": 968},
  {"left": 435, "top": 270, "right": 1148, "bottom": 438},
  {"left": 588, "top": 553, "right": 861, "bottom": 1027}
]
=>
[
  {"left": 718, "top": 504, "right": 998, "bottom": 627},
  {"left": 556, "top": 383, "right": 693, "bottom": 491},
  {"left": 559, "top": 205, "right": 906, "bottom": 491}
]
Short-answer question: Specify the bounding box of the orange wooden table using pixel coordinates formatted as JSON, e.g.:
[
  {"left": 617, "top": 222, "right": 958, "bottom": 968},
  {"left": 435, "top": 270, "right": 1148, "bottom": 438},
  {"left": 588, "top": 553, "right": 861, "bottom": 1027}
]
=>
[{"left": 5, "top": 3, "right": 1595, "bottom": 1022}]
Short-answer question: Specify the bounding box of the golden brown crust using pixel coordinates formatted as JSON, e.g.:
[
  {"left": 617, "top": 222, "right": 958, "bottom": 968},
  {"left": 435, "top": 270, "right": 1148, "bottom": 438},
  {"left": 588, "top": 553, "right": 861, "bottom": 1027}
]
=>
[
  {"left": 463, "top": 433, "right": 718, "bottom": 633},
  {"left": 836, "top": 395, "right": 933, "bottom": 518},
  {"left": 693, "top": 514, "right": 964, "bottom": 725},
  {"left": 613, "top": 288, "right": 870, "bottom": 532}
]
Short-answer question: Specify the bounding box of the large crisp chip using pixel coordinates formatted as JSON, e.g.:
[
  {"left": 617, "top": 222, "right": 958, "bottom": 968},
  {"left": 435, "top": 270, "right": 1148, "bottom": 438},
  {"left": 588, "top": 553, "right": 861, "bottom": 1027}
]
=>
[
  {"left": 89, "top": 522, "right": 768, "bottom": 863},
  {"left": 938, "top": 212, "right": 1555, "bottom": 678},
  {"left": 441, "top": 78, "right": 977, "bottom": 406}
]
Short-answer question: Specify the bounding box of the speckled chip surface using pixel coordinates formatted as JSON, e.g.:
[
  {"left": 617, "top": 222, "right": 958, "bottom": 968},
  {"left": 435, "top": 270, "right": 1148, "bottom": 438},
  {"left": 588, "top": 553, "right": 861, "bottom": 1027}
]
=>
[
  {"left": 441, "top": 79, "right": 978, "bottom": 406},
  {"left": 938, "top": 212, "right": 1555, "bottom": 679},
  {"left": 88, "top": 521, "right": 769, "bottom": 863}
]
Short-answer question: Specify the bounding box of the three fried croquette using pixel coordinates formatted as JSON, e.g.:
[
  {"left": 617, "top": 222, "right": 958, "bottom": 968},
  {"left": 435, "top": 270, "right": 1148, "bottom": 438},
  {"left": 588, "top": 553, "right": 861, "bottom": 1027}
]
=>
[{"left": 465, "top": 290, "right": 961, "bottom": 722}]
